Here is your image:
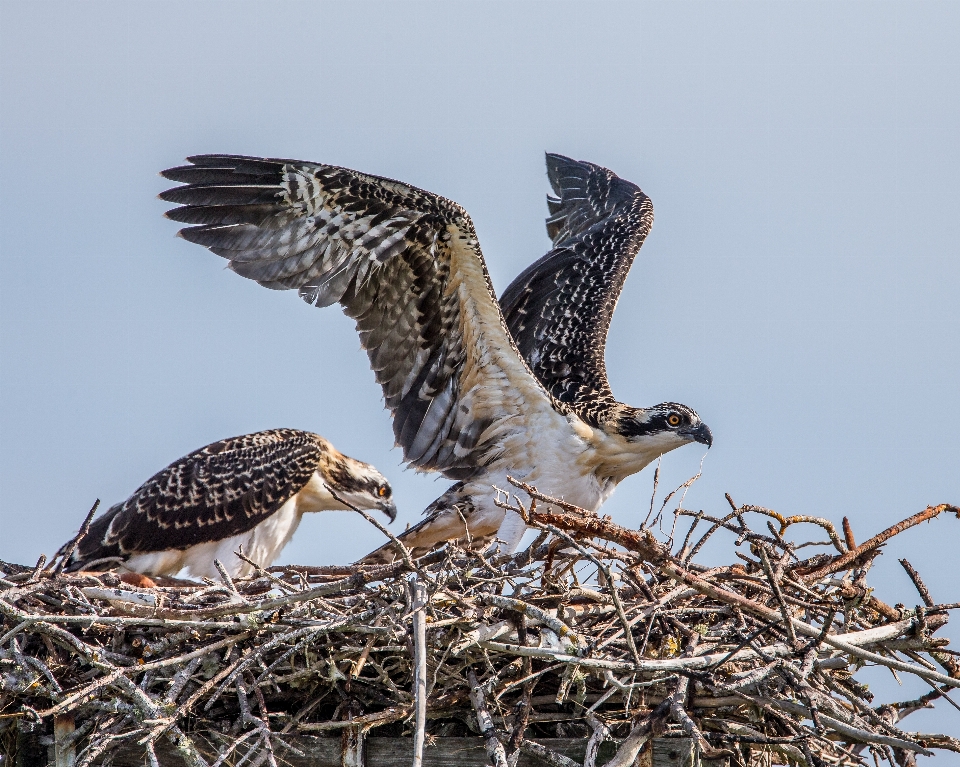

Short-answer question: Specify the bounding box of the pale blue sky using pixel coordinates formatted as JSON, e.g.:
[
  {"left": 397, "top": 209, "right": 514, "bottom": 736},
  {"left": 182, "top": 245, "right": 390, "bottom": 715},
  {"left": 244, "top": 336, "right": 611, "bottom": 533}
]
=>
[{"left": 2, "top": 1, "right": 958, "bottom": 738}]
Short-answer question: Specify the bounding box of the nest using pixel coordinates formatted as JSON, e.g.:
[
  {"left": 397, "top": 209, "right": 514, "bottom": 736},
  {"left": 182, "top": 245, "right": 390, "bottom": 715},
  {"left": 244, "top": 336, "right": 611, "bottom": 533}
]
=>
[{"left": 2, "top": 480, "right": 958, "bottom": 767}]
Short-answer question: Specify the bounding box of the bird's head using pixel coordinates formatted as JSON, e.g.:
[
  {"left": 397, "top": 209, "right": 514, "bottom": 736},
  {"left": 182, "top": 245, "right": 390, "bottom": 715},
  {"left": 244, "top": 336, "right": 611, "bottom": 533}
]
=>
[
  {"left": 323, "top": 454, "right": 398, "bottom": 522},
  {"left": 615, "top": 402, "right": 713, "bottom": 453}
]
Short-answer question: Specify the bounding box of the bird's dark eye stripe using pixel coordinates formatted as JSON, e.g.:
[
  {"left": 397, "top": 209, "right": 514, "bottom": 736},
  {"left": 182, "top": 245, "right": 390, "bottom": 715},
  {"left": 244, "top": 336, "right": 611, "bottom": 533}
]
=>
[{"left": 363, "top": 480, "right": 390, "bottom": 498}]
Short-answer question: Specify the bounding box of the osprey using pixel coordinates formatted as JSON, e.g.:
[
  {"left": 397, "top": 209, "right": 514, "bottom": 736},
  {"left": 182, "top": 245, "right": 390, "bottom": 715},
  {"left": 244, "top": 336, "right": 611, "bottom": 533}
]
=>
[
  {"left": 62, "top": 429, "right": 396, "bottom": 578},
  {"left": 159, "top": 154, "right": 712, "bottom": 562}
]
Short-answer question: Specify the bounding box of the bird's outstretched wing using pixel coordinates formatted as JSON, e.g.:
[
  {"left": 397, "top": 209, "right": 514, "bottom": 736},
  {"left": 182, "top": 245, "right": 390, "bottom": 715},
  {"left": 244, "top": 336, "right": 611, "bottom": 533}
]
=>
[
  {"left": 160, "top": 156, "right": 556, "bottom": 478},
  {"left": 68, "top": 429, "right": 323, "bottom": 566},
  {"left": 500, "top": 154, "right": 653, "bottom": 426}
]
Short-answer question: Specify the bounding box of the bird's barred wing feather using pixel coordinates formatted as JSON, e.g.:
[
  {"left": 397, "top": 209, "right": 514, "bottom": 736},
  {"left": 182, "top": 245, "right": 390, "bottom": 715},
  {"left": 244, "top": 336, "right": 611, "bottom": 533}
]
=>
[
  {"left": 500, "top": 154, "right": 654, "bottom": 425},
  {"left": 161, "top": 156, "right": 557, "bottom": 478},
  {"left": 70, "top": 429, "right": 323, "bottom": 564}
]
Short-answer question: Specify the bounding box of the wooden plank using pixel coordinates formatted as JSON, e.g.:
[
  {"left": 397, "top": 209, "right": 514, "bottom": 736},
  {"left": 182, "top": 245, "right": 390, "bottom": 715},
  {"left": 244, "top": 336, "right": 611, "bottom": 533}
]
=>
[
  {"left": 53, "top": 713, "right": 77, "bottom": 767},
  {"left": 342, "top": 726, "right": 366, "bottom": 767},
  {"left": 649, "top": 737, "right": 730, "bottom": 767},
  {"left": 13, "top": 723, "right": 46, "bottom": 767},
  {"left": 105, "top": 735, "right": 718, "bottom": 766},
  {"left": 704, "top": 750, "right": 731, "bottom": 767},
  {"left": 651, "top": 739, "right": 696, "bottom": 767}
]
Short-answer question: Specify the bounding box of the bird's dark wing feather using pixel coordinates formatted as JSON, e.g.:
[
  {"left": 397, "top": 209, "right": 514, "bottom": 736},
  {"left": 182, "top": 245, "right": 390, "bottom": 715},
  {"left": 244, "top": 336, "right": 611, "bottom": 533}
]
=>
[
  {"left": 160, "top": 156, "right": 555, "bottom": 479},
  {"left": 500, "top": 154, "right": 653, "bottom": 425},
  {"left": 69, "top": 429, "right": 323, "bottom": 565}
]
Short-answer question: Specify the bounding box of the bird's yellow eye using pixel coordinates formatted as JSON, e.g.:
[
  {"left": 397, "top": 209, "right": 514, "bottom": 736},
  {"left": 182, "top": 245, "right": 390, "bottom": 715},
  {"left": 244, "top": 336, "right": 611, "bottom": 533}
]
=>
[
  {"left": 378, "top": 487, "right": 387, "bottom": 497},
  {"left": 667, "top": 413, "right": 682, "bottom": 427}
]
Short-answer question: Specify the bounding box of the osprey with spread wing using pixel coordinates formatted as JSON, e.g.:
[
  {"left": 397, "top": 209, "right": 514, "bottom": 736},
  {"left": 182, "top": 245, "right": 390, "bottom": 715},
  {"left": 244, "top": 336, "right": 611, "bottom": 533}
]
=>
[{"left": 160, "top": 154, "right": 712, "bottom": 561}]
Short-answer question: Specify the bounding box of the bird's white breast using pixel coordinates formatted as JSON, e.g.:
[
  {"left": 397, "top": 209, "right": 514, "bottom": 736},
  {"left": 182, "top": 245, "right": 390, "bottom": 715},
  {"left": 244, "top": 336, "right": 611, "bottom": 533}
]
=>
[
  {"left": 124, "top": 494, "right": 305, "bottom": 580},
  {"left": 457, "top": 408, "right": 620, "bottom": 551}
]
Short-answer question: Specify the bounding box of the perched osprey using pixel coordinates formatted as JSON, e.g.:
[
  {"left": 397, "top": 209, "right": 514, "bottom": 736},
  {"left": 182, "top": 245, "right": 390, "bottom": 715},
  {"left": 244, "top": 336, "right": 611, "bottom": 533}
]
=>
[
  {"left": 62, "top": 429, "right": 396, "bottom": 578},
  {"left": 159, "top": 154, "right": 711, "bottom": 562}
]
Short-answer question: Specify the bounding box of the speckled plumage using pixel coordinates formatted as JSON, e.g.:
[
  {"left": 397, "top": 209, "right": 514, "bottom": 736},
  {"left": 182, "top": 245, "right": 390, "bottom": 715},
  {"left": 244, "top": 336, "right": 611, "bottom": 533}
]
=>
[
  {"left": 162, "top": 156, "right": 551, "bottom": 480},
  {"left": 160, "top": 154, "right": 711, "bottom": 562},
  {"left": 63, "top": 429, "right": 395, "bottom": 578},
  {"left": 500, "top": 154, "right": 654, "bottom": 425}
]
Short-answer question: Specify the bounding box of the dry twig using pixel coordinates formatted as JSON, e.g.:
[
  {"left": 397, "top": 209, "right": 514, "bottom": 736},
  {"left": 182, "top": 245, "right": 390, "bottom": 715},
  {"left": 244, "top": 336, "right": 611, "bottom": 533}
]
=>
[{"left": 1, "top": 493, "right": 956, "bottom": 766}]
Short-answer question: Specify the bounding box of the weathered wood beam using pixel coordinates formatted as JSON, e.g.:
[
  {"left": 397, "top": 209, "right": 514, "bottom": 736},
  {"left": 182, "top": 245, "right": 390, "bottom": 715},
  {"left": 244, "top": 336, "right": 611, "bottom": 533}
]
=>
[{"left": 105, "top": 736, "right": 730, "bottom": 766}]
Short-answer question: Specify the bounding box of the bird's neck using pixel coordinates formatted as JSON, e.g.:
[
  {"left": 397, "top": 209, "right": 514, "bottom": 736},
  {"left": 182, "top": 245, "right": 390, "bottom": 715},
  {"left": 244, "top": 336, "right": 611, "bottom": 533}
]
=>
[
  {"left": 570, "top": 412, "right": 662, "bottom": 486},
  {"left": 591, "top": 435, "right": 663, "bottom": 485}
]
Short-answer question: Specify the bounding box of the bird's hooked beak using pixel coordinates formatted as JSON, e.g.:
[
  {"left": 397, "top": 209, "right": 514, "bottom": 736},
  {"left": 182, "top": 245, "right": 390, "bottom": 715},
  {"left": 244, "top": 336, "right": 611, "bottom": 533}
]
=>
[
  {"left": 682, "top": 422, "right": 713, "bottom": 448},
  {"left": 378, "top": 499, "right": 398, "bottom": 523}
]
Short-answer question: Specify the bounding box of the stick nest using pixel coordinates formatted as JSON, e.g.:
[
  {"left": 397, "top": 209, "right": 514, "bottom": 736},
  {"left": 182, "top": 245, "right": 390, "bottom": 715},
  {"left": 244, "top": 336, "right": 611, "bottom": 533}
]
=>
[{"left": 2, "top": 482, "right": 958, "bottom": 767}]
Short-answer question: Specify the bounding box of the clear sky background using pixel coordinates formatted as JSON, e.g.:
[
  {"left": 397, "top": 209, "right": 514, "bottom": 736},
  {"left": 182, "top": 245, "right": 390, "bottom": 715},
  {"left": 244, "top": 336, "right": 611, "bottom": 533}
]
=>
[{"left": 2, "top": 1, "right": 958, "bottom": 739}]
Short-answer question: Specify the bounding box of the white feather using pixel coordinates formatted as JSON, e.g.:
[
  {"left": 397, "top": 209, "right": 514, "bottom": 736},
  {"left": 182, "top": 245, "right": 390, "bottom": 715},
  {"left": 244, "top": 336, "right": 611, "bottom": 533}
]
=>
[{"left": 125, "top": 494, "right": 304, "bottom": 580}]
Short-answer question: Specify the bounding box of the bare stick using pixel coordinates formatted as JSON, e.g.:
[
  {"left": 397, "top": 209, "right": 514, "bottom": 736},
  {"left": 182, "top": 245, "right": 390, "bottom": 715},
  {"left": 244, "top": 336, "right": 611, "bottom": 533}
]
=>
[
  {"left": 758, "top": 545, "right": 796, "bottom": 645},
  {"left": 505, "top": 482, "right": 671, "bottom": 563},
  {"left": 410, "top": 576, "right": 428, "bottom": 767},
  {"left": 643, "top": 458, "right": 661, "bottom": 528},
  {"left": 843, "top": 516, "right": 857, "bottom": 551},
  {"left": 802, "top": 504, "right": 959, "bottom": 581},
  {"left": 29, "top": 554, "right": 47, "bottom": 581},
  {"left": 325, "top": 483, "right": 419, "bottom": 574},
  {"left": 480, "top": 593, "right": 581, "bottom": 648},
  {"left": 53, "top": 499, "right": 100, "bottom": 575},
  {"left": 213, "top": 559, "right": 241, "bottom": 597},
  {"left": 3, "top": 485, "right": 957, "bottom": 764},
  {"left": 467, "top": 668, "right": 508, "bottom": 767},
  {"left": 517, "top": 740, "right": 581, "bottom": 767},
  {"left": 899, "top": 559, "right": 935, "bottom": 608},
  {"left": 297, "top": 706, "right": 410, "bottom": 733},
  {"left": 604, "top": 701, "right": 669, "bottom": 767},
  {"left": 662, "top": 562, "right": 960, "bottom": 688},
  {"left": 584, "top": 713, "right": 611, "bottom": 767}
]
